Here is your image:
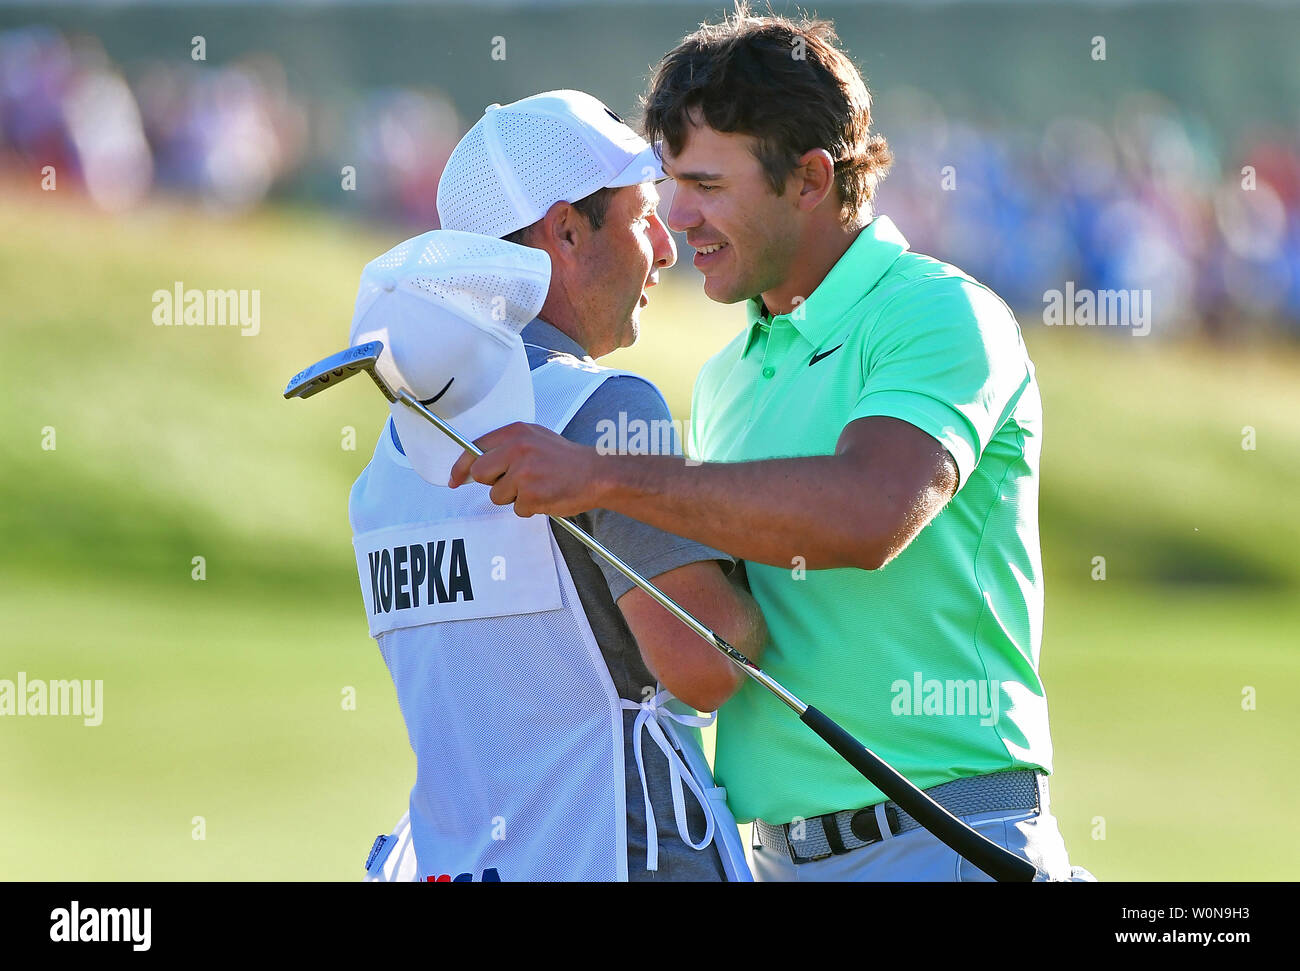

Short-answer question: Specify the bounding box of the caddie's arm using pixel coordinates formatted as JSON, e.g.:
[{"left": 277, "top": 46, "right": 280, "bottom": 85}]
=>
[{"left": 617, "top": 558, "right": 766, "bottom": 712}]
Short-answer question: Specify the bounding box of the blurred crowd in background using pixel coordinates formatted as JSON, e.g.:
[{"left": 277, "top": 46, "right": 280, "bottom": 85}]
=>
[
  {"left": 878, "top": 89, "right": 1300, "bottom": 340},
  {"left": 4, "top": 22, "right": 1299, "bottom": 339}
]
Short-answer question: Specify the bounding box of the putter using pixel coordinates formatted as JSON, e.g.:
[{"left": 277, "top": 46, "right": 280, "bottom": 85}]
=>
[{"left": 285, "top": 341, "right": 1039, "bottom": 882}]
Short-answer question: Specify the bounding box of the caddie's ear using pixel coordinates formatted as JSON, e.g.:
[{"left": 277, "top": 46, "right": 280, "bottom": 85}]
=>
[
  {"left": 791, "top": 148, "right": 837, "bottom": 213},
  {"left": 538, "top": 199, "right": 587, "bottom": 262}
]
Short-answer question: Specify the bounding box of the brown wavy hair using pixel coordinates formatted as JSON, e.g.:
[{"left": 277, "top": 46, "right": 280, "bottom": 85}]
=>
[{"left": 642, "top": 2, "right": 892, "bottom": 226}]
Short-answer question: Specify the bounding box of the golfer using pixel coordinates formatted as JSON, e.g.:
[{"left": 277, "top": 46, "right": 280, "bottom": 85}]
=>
[
  {"left": 450, "top": 8, "right": 1083, "bottom": 880},
  {"left": 357, "top": 90, "right": 765, "bottom": 882}
]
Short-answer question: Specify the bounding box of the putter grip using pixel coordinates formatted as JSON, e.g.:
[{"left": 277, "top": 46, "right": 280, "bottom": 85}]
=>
[{"left": 799, "top": 705, "right": 1038, "bottom": 882}]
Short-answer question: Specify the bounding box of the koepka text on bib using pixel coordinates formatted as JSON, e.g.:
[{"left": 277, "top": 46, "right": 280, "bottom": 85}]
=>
[{"left": 354, "top": 513, "right": 564, "bottom": 636}]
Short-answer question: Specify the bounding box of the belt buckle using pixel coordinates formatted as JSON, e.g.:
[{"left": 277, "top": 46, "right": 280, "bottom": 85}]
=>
[{"left": 783, "top": 819, "right": 833, "bottom": 865}]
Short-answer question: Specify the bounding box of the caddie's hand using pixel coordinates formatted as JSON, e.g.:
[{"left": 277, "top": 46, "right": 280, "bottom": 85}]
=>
[{"left": 447, "top": 422, "right": 603, "bottom": 518}]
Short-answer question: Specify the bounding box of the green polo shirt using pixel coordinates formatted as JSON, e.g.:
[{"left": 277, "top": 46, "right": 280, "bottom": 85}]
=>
[{"left": 690, "top": 215, "right": 1052, "bottom": 824}]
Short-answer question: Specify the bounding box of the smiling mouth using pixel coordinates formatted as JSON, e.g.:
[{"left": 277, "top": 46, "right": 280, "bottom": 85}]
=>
[{"left": 695, "top": 242, "right": 728, "bottom": 255}]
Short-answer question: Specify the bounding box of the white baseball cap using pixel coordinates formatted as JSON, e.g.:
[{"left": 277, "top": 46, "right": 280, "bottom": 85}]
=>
[
  {"left": 437, "top": 89, "right": 664, "bottom": 239},
  {"left": 349, "top": 229, "right": 551, "bottom": 485}
]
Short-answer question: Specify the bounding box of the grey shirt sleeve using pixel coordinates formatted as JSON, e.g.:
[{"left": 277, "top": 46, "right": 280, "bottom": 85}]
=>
[{"left": 561, "top": 375, "right": 734, "bottom": 601}]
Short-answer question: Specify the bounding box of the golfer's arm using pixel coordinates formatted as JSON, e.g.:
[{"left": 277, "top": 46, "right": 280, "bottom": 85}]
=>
[
  {"left": 617, "top": 559, "right": 766, "bottom": 713},
  {"left": 597, "top": 416, "right": 958, "bottom": 571}
]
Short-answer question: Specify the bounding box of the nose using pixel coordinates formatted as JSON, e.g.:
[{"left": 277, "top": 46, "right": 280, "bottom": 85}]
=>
[
  {"left": 666, "top": 187, "right": 700, "bottom": 235},
  {"left": 650, "top": 211, "right": 676, "bottom": 271}
]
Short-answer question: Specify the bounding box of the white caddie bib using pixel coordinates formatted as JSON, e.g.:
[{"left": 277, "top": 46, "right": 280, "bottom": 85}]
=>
[
  {"left": 349, "top": 351, "right": 751, "bottom": 882},
  {"left": 352, "top": 513, "right": 561, "bottom": 637}
]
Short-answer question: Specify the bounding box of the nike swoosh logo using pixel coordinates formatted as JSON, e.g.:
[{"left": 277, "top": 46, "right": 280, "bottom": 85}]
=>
[
  {"left": 809, "top": 344, "right": 844, "bottom": 366},
  {"left": 419, "top": 377, "right": 455, "bottom": 406}
]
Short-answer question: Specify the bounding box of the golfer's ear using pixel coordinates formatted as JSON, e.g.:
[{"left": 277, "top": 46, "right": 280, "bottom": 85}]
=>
[{"left": 793, "top": 148, "right": 836, "bottom": 212}]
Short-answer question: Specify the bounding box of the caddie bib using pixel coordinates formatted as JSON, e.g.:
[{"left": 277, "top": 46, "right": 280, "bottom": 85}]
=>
[{"left": 349, "top": 353, "right": 748, "bottom": 881}]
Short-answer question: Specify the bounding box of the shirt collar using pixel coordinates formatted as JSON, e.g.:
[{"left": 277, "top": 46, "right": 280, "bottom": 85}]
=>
[
  {"left": 741, "top": 214, "right": 910, "bottom": 357},
  {"left": 521, "top": 317, "right": 591, "bottom": 360}
]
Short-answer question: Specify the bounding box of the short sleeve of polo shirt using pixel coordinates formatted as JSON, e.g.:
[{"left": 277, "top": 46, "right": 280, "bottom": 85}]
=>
[
  {"left": 564, "top": 375, "right": 734, "bottom": 600},
  {"left": 848, "top": 276, "right": 1032, "bottom": 490}
]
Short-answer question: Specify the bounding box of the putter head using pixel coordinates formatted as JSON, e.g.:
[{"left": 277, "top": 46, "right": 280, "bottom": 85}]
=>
[{"left": 283, "top": 341, "right": 395, "bottom": 402}]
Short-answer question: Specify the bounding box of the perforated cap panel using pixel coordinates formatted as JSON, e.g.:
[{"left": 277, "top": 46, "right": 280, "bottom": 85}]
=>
[
  {"left": 352, "top": 230, "right": 551, "bottom": 340},
  {"left": 437, "top": 89, "right": 656, "bottom": 239},
  {"left": 495, "top": 113, "right": 608, "bottom": 213},
  {"left": 437, "top": 122, "right": 526, "bottom": 238}
]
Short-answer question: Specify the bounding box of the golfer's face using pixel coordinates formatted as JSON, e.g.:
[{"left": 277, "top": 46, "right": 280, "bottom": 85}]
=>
[{"left": 662, "top": 120, "right": 800, "bottom": 305}]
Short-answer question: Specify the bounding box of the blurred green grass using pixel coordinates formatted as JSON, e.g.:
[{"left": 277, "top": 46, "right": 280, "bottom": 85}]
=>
[{"left": 1, "top": 186, "right": 1297, "bottom": 879}]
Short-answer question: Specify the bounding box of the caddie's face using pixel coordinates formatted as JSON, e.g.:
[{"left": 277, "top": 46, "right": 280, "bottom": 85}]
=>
[
  {"left": 662, "top": 116, "right": 802, "bottom": 305},
  {"left": 572, "top": 181, "right": 676, "bottom": 357}
]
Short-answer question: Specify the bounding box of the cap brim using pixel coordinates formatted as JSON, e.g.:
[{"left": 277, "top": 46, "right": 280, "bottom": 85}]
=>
[
  {"left": 605, "top": 142, "right": 665, "bottom": 188},
  {"left": 391, "top": 337, "right": 535, "bottom": 487}
]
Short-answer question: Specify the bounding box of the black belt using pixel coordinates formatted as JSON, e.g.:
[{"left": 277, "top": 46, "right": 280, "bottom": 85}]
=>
[{"left": 753, "top": 769, "right": 1047, "bottom": 865}]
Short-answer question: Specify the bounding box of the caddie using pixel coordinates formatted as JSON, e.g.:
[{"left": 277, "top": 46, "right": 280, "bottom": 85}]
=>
[
  {"left": 354, "top": 89, "right": 765, "bottom": 883},
  {"left": 449, "top": 10, "right": 1091, "bottom": 881}
]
